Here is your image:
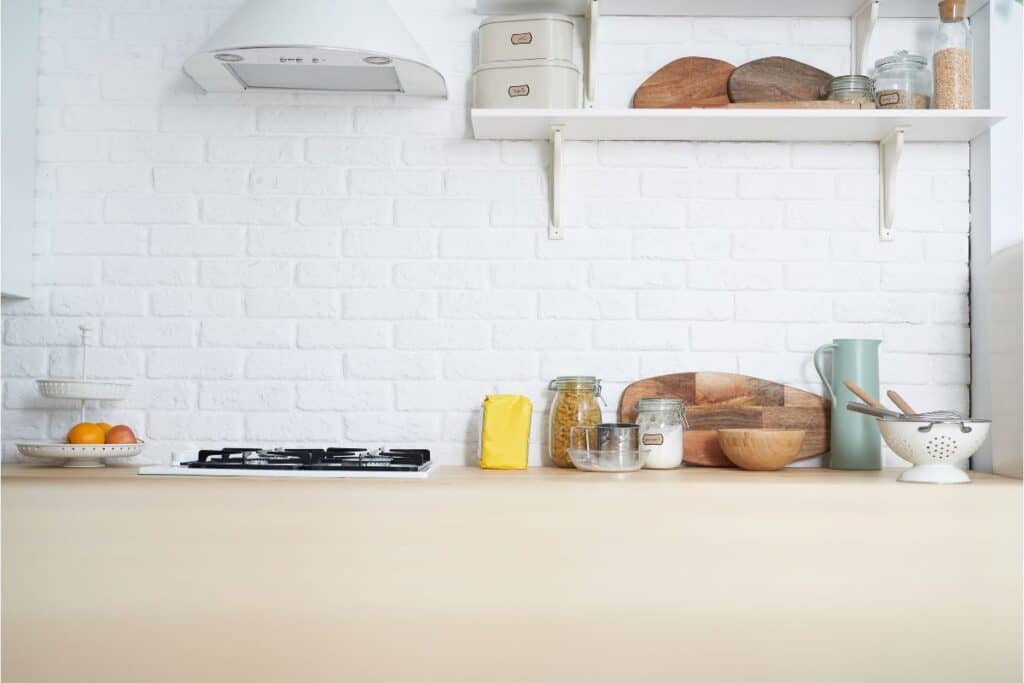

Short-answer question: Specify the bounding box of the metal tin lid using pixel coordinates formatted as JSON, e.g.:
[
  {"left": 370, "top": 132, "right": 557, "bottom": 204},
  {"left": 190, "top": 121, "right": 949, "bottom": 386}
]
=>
[
  {"left": 479, "top": 13, "right": 575, "bottom": 27},
  {"left": 874, "top": 50, "right": 928, "bottom": 71},
  {"left": 636, "top": 397, "right": 685, "bottom": 412},
  {"left": 472, "top": 58, "right": 580, "bottom": 75},
  {"left": 549, "top": 376, "right": 601, "bottom": 393},
  {"left": 823, "top": 75, "right": 874, "bottom": 93}
]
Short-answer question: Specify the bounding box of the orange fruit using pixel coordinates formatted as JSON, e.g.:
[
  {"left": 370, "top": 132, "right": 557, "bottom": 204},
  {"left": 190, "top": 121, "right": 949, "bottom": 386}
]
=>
[
  {"left": 95, "top": 422, "right": 113, "bottom": 435},
  {"left": 67, "top": 422, "right": 105, "bottom": 445}
]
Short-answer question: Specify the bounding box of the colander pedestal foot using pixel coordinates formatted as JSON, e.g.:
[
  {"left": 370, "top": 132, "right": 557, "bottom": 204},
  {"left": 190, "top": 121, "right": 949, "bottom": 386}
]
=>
[{"left": 898, "top": 464, "right": 971, "bottom": 484}]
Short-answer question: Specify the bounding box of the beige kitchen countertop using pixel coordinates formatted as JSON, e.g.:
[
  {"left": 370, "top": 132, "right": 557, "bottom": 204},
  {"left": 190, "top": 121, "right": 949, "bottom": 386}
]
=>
[{"left": 2, "top": 464, "right": 1021, "bottom": 683}]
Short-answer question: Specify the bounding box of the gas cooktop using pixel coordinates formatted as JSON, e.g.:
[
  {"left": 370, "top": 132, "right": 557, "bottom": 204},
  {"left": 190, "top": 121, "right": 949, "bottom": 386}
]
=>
[{"left": 138, "top": 447, "right": 434, "bottom": 479}]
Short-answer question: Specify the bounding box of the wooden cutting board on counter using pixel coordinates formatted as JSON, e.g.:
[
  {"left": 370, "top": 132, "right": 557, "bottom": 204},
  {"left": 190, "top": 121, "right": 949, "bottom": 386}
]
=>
[
  {"left": 727, "top": 57, "right": 833, "bottom": 103},
  {"left": 632, "top": 57, "right": 735, "bottom": 108},
  {"left": 619, "top": 372, "right": 830, "bottom": 467}
]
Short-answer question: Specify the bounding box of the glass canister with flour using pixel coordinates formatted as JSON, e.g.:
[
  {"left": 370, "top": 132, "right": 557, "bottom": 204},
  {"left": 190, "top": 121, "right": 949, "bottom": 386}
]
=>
[{"left": 636, "top": 397, "right": 687, "bottom": 469}]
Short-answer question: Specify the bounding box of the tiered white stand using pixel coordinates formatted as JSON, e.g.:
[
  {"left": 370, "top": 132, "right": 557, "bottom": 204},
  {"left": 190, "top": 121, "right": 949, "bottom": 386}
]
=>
[{"left": 16, "top": 325, "right": 144, "bottom": 468}]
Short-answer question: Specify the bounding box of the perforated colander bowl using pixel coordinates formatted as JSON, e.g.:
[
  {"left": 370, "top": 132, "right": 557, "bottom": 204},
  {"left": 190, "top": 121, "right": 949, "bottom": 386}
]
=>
[{"left": 878, "top": 419, "right": 991, "bottom": 484}]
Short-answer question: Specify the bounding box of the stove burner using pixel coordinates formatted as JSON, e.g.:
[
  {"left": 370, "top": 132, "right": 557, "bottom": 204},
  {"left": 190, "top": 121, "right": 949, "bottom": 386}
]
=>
[{"left": 185, "top": 448, "right": 430, "bottom": 472}]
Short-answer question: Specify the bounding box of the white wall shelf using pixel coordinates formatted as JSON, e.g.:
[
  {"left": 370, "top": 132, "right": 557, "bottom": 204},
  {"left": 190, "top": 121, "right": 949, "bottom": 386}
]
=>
[
  {"left": 473, "top": 0, "right": 1000, "bottom": 240},
  {"left": 471, "top": 108, "right": 1004, "bottom": 240},
  {"left": 471, "top": 108, "right": 1003, "bottom": 142},
  {"left": 476, "top": 0, "right": 988, "bottom": 19}
]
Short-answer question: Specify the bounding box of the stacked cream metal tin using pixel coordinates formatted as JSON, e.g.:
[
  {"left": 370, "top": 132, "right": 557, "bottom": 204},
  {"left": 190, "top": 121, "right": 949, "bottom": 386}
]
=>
[{"left": 473, "top": 14, "right": 580, "bottom": 108}]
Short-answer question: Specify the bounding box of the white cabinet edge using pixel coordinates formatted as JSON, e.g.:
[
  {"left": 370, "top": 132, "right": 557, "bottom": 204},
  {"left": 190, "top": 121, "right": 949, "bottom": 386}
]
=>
[{"left": 1, "top": 0, "right": 40, "bottom": 299}]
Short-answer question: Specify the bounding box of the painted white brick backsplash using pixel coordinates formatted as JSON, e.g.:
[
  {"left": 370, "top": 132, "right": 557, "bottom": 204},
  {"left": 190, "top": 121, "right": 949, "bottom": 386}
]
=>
[
  {"left": 110, "top": 133, "right": 204, "bottom": 163},
  {"left": 50, "top": 287, "right": 145, "bottom": 316},
  {"left": 688, "top": 262, "right": 779, "bottom": 290},
  {"left": 201, "top": 196, "right": 292, "bottom": 225},
  {"left": 345, "top": 229, "right": 436, "bottom": 259},
  {"left": 103, "top": 257, "right": 195, "bottom": 286},
  {"left": 296, "top": 261, "right": 387, "bottom": 289},
  {"left": 102, "top": 319, "right": 196, "bottom": 348},
  {"left": 151, "top": 288, "right": 240, "bottom": 317},
  {"left": 0, "top": 1, "right": 973, "bottom": 469},
  {"left": 209, "top": 137, "right": 303, "bottom": 164},
  {"left": 244, "top": 289, "right": 339, "bottom": 318},
  {"left": 346, "top": 351, "right": 438, "bottom": 380},
  {"left": 296, "top": 381, "right": 393, "bottom": 411},
  {"left": 297, "top": 321, "right": 388, "bottom": 349},
  {"left": 439, "top": 291, "right": 535, "bottom": 320},
  {"left": 155, "top": 166, "right": 248, "bottom": 194},
  {"left": 297, "top": 198, "right": 391, "bottom": 226},
  {"left": 395, "top": 198, "right": 489, "bottom": 227},
  {"left": 200, "top": 319, "right": 294, "bottom": 349},
  {"left": 149, "top": 225, "right": 244, "bottom": 256},
  {"left": 147, "top": 349, "right": 241, "bottom": 379}
]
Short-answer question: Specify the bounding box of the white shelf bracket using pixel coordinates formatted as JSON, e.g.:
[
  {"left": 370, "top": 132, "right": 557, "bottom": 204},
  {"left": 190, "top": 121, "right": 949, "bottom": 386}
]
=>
[
  {"left": 549, "top": 125, "right": 565, "bottom": 240},
  {"left": 584, "top": 0, "right": 599, "bottom": 107},
  {"left": 851, "top": 0, "right": 879, "bottom": 75},
  {"left": 879, "top": 127, "right": 905, "bottom": 241}
]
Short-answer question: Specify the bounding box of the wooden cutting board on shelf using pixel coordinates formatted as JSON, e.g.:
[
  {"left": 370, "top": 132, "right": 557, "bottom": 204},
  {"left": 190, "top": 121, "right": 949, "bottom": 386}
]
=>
[
  {"left": 632, "top": 57, "right": 735, "bottom": 108},
  {"left": 619, "top": 372, "right": 830, "bottom": 467},
  {"left": 727, "top": 57, "right": 833, "bottom": 103}
]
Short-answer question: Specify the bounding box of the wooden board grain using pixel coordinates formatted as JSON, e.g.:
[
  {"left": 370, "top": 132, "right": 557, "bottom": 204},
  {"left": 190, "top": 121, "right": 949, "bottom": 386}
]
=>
[
  {"left": 619, "top": 372, "right": 830, "bottom": 467},
  {"left": 632, "top": 57, "right": 735, "bottom": 109},
  {"left": 727, "top": 57, "right": 833, "bottom": 103}
]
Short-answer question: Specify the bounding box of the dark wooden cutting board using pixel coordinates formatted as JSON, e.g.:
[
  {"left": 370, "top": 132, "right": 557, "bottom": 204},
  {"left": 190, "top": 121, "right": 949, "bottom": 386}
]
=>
[
  {"left": 619, "top": 372, "right": 830, "bottom": 467},
  {"left": 727, "top": 57, "right": 832, "bottom": 103},
  {"left": 632, "top": 57, "right": 735, "bottom": 109}
]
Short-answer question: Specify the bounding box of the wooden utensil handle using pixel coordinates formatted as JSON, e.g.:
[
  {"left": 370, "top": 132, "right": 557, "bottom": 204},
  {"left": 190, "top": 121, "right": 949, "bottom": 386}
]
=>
[
  {"left": 843, "top": 380, "right": 884, "bottom": 408},
  {"left": 886, "top": 390, "right": 917, "bottom": 416}
]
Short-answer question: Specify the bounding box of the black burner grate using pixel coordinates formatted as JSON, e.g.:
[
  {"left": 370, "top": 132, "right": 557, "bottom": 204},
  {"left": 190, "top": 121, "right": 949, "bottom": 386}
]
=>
[{"left": 184, "top": 448, "right": 431, "bottom": 472}]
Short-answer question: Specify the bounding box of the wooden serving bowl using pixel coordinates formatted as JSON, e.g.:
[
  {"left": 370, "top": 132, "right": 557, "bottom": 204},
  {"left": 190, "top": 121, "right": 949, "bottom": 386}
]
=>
[{"left": 717, "top": 429, "right": 807, "bottom": 471}]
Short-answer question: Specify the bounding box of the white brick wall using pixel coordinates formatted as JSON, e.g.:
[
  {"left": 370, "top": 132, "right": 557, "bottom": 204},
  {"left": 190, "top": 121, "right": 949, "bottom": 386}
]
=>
[{"left": 0, "top": 2, "right": 972, "bottom": 467}]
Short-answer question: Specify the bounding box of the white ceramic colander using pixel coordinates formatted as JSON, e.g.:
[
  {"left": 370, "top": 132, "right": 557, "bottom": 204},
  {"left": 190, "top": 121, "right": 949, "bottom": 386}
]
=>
[{"left": 878, "top": 419, "right": 991, "bottom": 484}]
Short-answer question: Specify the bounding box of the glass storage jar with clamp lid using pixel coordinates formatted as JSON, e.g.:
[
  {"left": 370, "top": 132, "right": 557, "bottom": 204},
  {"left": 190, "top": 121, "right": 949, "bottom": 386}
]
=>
[
  {"left": 636, "top": 397, "right": 687, "bottom": 469},
  {"left": 548, "top": 376, "right": 603, "bottom": 468}
]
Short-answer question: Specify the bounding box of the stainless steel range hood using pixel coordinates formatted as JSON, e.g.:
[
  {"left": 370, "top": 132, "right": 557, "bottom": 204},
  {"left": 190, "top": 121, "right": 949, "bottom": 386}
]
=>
[{"left": 183, "top": 0, "right": 447, "bottom": 98}]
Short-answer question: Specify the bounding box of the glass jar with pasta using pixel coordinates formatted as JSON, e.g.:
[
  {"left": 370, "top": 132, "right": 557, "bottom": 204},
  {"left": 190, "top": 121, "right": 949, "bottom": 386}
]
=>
[{"left": 548, "top": 376, "right": 603, "bottom": 467}]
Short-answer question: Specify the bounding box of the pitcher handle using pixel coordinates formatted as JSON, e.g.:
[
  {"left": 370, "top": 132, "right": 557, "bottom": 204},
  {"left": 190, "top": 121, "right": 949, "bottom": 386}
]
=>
[{"left": 813, "top": 343, "right": 837, "bottom": 401}]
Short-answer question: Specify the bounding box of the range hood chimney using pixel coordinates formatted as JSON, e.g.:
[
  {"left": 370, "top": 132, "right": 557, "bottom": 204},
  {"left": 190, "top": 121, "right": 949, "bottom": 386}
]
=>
[{"left": 183, "top": 0, "right": 447, "bottom": 97}]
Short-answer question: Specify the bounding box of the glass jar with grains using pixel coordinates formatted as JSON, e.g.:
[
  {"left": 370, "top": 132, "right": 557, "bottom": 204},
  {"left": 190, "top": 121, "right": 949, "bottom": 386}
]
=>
[
  {"left": 933, "top": 0, "right": 973, "bottom": 109},
  {"left": 873, "top": 51, "right": 931, "bottom": 109},
  {"left": 822, "top": 75, "right": 875, "bottom": 105},
  {"left": 548, "top": 376, "right": 602, "bottom": 468}
]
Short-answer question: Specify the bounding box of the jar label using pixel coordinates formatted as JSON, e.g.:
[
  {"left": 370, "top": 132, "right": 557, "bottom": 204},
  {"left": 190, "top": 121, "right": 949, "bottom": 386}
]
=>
[
  {"left": 508, "top": 84, "right": 530, "bottom": 98},
  {"left": 877, "top": 90, "right": 903, "bottom": 107},
  {"left": 510, "top": 32, "right": 533, "bottom": 45},
  {"left": 642, "top": 433, "right": 664, "bottom": 446}
]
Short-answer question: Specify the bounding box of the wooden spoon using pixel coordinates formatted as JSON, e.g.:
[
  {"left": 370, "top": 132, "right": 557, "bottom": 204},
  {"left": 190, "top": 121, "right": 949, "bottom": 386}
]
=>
[
  {"left": 887, "top": 390, "right": 918, "bottom": 416},
  {"left": 842, "top": 380, "right": 884, "bottom": 408}
]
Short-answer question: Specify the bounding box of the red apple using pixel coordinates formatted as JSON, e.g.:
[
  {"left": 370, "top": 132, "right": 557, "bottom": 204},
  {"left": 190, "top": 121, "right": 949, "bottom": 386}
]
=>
[{"left": 104, "top": 425, "right": 138, "bottom": 444}]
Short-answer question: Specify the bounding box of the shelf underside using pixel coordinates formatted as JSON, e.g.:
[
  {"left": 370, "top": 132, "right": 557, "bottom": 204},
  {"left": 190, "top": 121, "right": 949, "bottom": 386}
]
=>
[
  {"left": 476, "top": 0, "right": 989, "bottom": 18},
  {"left": 471, "top": 109, "right": 1004, "bottom": 143}
]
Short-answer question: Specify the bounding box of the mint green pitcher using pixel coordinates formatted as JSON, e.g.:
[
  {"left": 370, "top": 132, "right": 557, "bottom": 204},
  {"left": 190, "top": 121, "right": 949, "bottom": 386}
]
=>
[{"left": 813, "top": 339, "right": 882, "bottom": 470}]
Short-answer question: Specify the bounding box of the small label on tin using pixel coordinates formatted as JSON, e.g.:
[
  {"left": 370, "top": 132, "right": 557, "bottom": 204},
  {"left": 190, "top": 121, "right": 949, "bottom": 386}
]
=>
[
  {"left": 508, "top": 84, "right": 530, "bottom": 98},
  {"left": 511, "top": 32, "right": 533, "bottom": 45}
]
